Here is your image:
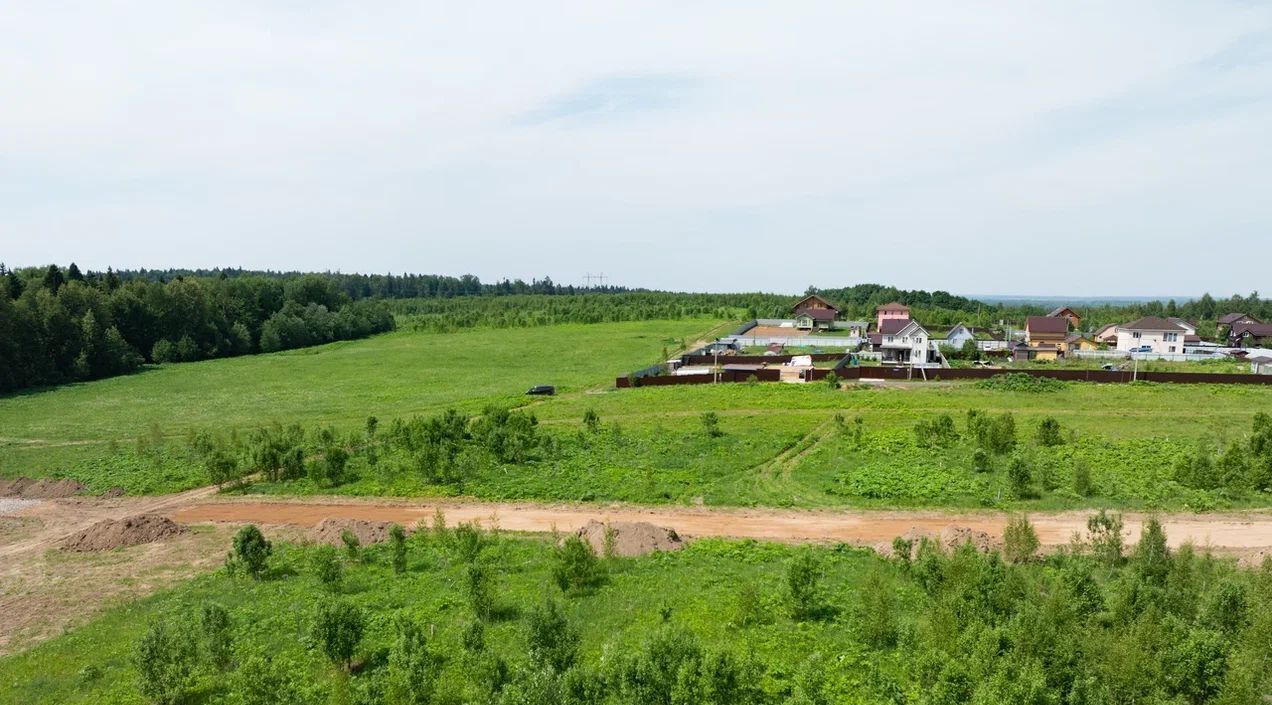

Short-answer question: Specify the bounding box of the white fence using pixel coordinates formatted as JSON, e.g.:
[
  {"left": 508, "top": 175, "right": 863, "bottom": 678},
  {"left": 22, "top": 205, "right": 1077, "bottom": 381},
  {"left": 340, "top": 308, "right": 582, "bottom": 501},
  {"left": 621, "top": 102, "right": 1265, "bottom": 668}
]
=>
[
  {"left": 722, "top": 335, "right": 864, "bottom": 349},
  {"left": 1073, "top": 350, "right": 1227, "bottom": 363}
]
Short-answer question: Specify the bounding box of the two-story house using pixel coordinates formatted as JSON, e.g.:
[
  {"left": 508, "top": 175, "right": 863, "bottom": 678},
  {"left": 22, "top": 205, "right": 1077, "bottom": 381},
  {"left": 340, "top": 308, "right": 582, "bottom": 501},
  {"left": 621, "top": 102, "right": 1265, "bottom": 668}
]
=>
[
  {"left": 791, "top": 295, "right": 839, "bottom": 331},
  {"left": 875, "top": 319, "right": 930, "bottom": 365},
  {"left": 1025, "top": 316, "right": 1070, "bottom": 355},
  {"left": 1116, "top": 317, "right": 1188, "bottom": 354}
]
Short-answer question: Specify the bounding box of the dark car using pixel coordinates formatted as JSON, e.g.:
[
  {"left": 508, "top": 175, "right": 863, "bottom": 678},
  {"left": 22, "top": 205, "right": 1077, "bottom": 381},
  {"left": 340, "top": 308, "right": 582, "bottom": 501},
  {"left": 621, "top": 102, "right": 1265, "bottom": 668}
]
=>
[{"left": 525, "top": 385, "right": 556, "bottom": 396}]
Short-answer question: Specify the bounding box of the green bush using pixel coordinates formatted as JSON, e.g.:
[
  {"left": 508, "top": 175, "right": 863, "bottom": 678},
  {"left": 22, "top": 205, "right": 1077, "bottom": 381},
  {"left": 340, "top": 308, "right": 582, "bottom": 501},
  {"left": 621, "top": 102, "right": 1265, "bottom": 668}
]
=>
[
  {"left": 1002, "top": 515, "right": 1038, "bottom": 563},
  {"left": 133, "top": 618, "right": 197, "bottom": 705},
  {"left": 389, "top": 523, "right": 408, "bottom": 574},
  {"left": 312, "top": 544, "right": 343, "bottom": 592},
  {"left": 231, "top": 524, "right": 272, "bottom": 579},
  {"left": 786, "top": 551, "right": 827, "bottom": 621},
  {"left": 312, "top": 601, "right": 364, "bottom": 670},
  {"left": 976, "top": 373, "right": 1066, "bottom": 393},
  {"left": 553, "top": 535, "right": 605, "bottom": 595},
  {"left": 199, "top": 601, "right": 233, "bottom": 672},
  {"left": 526, "top": 598, "right": 579, "bottom": 672},
  {"left": 1036, "top": 417, "right": 1064, "bottom": 446}
]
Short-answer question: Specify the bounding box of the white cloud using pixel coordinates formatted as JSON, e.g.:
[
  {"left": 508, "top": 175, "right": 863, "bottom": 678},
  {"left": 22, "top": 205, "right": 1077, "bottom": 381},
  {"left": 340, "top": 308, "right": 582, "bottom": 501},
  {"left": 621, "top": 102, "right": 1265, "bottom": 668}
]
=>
[{"left": 1, "top": 1, "right": 1270, "bottom": 296}]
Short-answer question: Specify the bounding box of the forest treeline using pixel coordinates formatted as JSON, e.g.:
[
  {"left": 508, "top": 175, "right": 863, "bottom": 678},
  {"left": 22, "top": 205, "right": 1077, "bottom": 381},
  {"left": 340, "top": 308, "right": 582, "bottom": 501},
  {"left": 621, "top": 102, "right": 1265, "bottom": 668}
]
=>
[
  {"left": 0, "top": 264, "right": 394, "bottom": 393},
  {"left": 4, "top": 262, "right": 1270, "bottom": 392}
]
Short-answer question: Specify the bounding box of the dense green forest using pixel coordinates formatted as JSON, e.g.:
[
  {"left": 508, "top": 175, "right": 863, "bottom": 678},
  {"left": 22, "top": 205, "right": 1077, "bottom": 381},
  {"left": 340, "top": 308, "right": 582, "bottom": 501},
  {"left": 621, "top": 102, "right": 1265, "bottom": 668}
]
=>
[
  {"left": 4, "top": 263, "right": 1270, "bottom": 393},
  {"left": 0, "top": 264, "right": 394, "bottom": 393}
]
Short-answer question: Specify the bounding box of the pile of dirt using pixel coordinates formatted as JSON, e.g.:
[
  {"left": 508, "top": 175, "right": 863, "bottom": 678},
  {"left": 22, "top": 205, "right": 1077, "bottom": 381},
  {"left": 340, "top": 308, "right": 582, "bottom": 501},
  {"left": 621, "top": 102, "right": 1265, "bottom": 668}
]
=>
[
  {"left": 60, "top": 515, "right": 187, "bottom": 552},
  {"left": 0, "top": 477, "right": 86, "bottom": 499},
  {"left": 875, "top": 525, "right": 1000, "bottom": 559},
  {"left": 308, "top": 518, "right": 398, "bottom": 546},
  {"left": 574, "top": 519, "right": 684, "bottom": 557},
  {"left": 101, "top": 487, "right": 126, "bottom": 499}
]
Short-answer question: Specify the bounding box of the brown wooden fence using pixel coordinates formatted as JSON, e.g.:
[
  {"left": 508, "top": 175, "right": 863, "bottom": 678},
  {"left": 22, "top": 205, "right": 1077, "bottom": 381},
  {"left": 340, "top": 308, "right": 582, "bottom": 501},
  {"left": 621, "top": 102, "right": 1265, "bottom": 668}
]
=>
[
  {"left": 615, "top": 367, "right": 781, "bottom": 388},
  {"left": 798, "top": 366, "right": 1272, "bottom": 385},
  {"left": 681, "top": 353, "right": 844, "bottom": 366}
]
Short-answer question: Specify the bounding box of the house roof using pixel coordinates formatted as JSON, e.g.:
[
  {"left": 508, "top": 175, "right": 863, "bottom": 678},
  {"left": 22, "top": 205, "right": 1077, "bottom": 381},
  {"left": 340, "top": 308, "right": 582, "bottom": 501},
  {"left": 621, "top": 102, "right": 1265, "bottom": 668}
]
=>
[
  {"left": 805, "top": 309, "right": 837, "bottom": 321},
  {"left": 879, "top": 318, "right": 912, "bottom": 335},
  {"left": 1065, "top": 333, "right": 1092, "bottom": 344},
  {"left": 1168, "top": 317, "right": 1198, "bottom": 331},
  {"left": 1026, "top": 316, "right": 1069, "bottom": 335},
  {"left": 1048, "top": 307, "right": 1080, "bottom": 318},
  {"left": 792, "top": 294, "right": 838, "bottom": 312},
  {"left": 1233, "top": 322, "right": 1272, "bottom": 338},
  {"left": 1219, "top": 312, "right": 1258, "bottom": 325},
  {"left": 1094, "top": 323, "right": 1117, "bottom": 336},
  {"left": 1119, "top": 316, "right": 1187, "bottom": 332},
  {"left": 876, "top": 301, "right": 910, "bottom": 312}
]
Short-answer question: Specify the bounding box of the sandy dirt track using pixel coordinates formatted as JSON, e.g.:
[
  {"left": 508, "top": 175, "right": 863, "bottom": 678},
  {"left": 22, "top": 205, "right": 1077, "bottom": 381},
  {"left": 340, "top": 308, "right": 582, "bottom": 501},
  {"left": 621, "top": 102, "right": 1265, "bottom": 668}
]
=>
[{"left": 170, "top": 496, "right": 1272, "bottom": 553}]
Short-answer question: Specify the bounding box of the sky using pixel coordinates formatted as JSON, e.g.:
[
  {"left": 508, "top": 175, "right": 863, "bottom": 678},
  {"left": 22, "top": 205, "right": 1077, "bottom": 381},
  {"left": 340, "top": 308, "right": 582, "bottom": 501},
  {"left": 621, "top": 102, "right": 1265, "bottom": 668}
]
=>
[{"left": 2, "top": 2, "right": 1271, "bottom": 297}]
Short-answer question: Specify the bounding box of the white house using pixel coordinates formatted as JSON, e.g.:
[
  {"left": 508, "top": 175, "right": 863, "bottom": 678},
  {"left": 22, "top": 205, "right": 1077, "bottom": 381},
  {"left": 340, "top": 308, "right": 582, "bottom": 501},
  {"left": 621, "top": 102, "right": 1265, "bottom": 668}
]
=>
[
  {"left": 1115, "top": 317, "right": 1189, "bottom": 355},
  {"left": 876, "top": 319, "right": 931, "bottom": 365}
]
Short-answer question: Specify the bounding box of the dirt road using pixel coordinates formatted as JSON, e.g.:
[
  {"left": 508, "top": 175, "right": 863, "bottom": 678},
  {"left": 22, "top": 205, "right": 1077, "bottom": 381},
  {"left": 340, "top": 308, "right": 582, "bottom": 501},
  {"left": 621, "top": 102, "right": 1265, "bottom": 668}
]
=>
[{"left": 171, "top": 496, "right": 1272, "bottom": 554}]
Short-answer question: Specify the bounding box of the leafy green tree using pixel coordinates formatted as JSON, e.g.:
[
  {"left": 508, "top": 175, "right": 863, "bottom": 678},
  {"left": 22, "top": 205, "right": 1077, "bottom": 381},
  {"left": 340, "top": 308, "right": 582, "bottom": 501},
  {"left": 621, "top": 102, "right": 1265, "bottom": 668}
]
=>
[
  {"left": 451, "top": 521, "right": 486, "bottom": 563},
  {"left": 340, "top": 529, "right": 361, "bottom": 561},
  {"left": 199, "top": 601, "right": 234, "bottom": 672},
  {"left": 1007, "top": 455, "right": 1033, "bottom": 499},
  {"left": 465, "top": 562, "right": 495, "bottom": 620},
  {"left": 134, "top": 618, "right": 198, "bottom": 705},
  {"left": 857, "top": 566, "right": 897, "bottom": 648},
  {"left": 312, "top": 601, "right": 365, "bottom": 671},
  {"left": 386, "top": 617, "right": 441, "bottom": 705},
  {"left": 700, "top": 411, "right": 723, "bottom": 438},
  {"left": 553, "top": 535, "right": 605, "bottom": 595},
  {"left": 1087, "top": 510, "right": 1124, "bottom": 566},
  {"left": 1002, "top": 514, "right": 1039, "bottom": 563},
  {"left": 582, "top": 408, "right": 601, "bottom": 433},
  {"left": 786, "top": 551, "right": 827, "bottom": 621},
  {"left": 1072, "top": 459, "right": 1094, "bottom": 497},
  {"left": 312, "top": 544, "right": 343, "bottom": 592},
  {"left": 389, "top": 523, "right": 408, "bottom": 574},
  {"left": 1036, "top": 417, "right": 1064, "bottom": 446},
  {"left": 234, "top": 651, "right": 313, "bottom": 705},
  {"left": 231, "top": 524, "right": 272, "bottom": 579},
  {"left": 1135, "top": 517, "right": 1171, "bottom": 585},
  {"left": 526, "top": 598, "right": 580, "bottom": 672},
  {"left": 825, "top": 371, "right": 840, "bottom": 389}
]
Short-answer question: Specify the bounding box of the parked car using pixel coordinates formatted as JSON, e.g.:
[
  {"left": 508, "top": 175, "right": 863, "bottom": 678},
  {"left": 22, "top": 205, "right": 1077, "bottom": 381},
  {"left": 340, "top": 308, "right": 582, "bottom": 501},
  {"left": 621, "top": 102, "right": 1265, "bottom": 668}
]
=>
[
  {"left": 525, "top": 385, "right": 555, "bottom": 396},
  {"left": 1131, "top": 345, "right": 1153, "bottom": 353}
]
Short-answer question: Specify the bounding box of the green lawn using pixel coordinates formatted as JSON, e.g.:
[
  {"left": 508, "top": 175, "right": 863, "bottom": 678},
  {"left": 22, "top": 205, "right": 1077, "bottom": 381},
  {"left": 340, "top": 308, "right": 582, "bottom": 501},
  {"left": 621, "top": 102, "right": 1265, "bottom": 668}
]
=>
[{"left": 4, "top": 319, "right": 1272, "bottom": 510}]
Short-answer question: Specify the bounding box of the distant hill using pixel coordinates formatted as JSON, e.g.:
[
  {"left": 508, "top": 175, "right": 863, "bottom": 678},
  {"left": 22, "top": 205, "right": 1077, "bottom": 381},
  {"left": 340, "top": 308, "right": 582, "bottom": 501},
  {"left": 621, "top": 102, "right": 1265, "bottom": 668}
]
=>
[{"left": 969, "top": 294, "right": 1199, "bottom": 307}]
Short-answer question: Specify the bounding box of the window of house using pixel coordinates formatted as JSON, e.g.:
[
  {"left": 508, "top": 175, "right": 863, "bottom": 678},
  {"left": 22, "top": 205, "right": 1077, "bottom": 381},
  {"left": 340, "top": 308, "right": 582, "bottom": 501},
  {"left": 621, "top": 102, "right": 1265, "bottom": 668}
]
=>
[
  {"left": 1169, "top": 346, "right": 1177, "bottom": 353},
  {"left": 1132, "top": 331, "right": 1141, "bottom": 339}
]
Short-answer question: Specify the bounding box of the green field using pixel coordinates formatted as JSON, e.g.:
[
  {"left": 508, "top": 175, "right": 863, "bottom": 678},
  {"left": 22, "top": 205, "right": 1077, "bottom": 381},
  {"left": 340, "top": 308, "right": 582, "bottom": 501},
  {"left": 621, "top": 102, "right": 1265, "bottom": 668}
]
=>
[
  {"left": 3, "top": 320, "right": 1272, "bottom": 509},
  {"left": 3, "top": 523, "right": 1268, "bottom": 705}
]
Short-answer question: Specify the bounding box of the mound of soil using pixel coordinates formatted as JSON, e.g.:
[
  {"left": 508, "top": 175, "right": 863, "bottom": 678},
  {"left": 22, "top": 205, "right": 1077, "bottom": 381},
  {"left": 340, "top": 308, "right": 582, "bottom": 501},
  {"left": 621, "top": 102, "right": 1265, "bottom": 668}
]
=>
[
  {"left": 574, "top": 519, "right": 684, "bottom": 557},
  {"left": 101, "top": 487, "right": 126, "bottom": 499},
  {"left": 60, "top": 515, "right": 187, "bottom": 552},
  {"left": 308, "top": 518, "right": 399, "bottom": 546},
  {"left": 0, "top": 477, "right": 86, "bottom": 499},
  {"left": 875, "top": 525, "right": 1000, "bottom": 559}
]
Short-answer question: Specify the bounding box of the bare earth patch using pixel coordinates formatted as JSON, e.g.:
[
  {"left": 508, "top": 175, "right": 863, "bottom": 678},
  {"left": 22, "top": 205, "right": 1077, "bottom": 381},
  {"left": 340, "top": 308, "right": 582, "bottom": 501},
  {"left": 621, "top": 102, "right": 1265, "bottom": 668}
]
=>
[
  {"left": 0, "top": 477, "right": 86, "bottom": 499},
  {"left": 574, "top": 519, "right": 683, "bottom": 557},
  {"left": 60, "top": 514, "right": 187, "bottom": 552},
  {"left": 308, "top": 517, "right": 397, "bottom": 546}
]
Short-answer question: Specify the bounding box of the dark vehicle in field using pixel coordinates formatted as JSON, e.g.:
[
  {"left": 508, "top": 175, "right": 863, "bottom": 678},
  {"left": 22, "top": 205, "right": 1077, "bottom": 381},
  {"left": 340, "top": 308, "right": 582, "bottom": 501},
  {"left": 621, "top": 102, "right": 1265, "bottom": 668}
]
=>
[{"left": 525, "top": 385, "right": 556, "bottom": 396}]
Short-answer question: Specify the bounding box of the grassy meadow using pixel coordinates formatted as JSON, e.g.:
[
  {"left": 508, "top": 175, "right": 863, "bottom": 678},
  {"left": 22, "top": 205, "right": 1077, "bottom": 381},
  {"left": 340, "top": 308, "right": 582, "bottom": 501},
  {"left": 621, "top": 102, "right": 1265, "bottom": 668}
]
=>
[{"left": 3, "top": 318, "right": 1272, "bottom": 509}]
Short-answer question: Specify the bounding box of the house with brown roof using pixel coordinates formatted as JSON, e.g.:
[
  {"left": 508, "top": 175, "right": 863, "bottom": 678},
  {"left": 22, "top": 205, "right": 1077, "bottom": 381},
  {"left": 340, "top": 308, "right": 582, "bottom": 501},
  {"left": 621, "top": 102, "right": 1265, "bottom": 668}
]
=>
[
  {"left": 790, "top": 294, "right": 839, "bottom": 331},
  {"left": 1218, "top": 313, "right": 1261, "bottom": 339},
  {"left": 1116, "top": 316, "right": 1188, "bottom": 354},
  {"left": 1093, "top": 323, "right": 1118, "bottom": 345},
  {"left": 1066, "top": 333, "right": 1099, "bottom": 352},
  {"left": 1047, "top": 307, "right": 1082, "bottom": 330},
  {"left": 874, "top": 318, "right": 931, "bottom": 365},
  {"left": 1025, "top": 316, "right": 1070, "bottom": 355},
  {"left": 875, "top": 302, "right": 910, "bottom": 331},
  {"left": 1229, "top": 322, "right": 1272, "bottom": 348}
]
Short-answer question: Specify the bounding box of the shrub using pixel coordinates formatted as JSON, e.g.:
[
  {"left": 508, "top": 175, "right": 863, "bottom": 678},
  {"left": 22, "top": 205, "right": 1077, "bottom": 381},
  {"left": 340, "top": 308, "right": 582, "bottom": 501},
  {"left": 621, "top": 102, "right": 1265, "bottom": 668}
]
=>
[
  {"left": 1036, "top": 417, "right": 1064, "bottom": 447},
  {"left": 1087, "top": 510, "right": 1124, "bottom": 566},
  {"left": 312, "top": 601, "right": 365, "bottom": 670},
  {"left": 1002, "top": 515, "right": 1039, "bottom": 563},
  {"left": 387, "top": 617, "right": 441, "bottom": 705},
  {"left": 134, "top": 618, "right": 198, "bottom": 705},
  {"left": 1072, "top": 460, "right": 1094, "bottom": 497},
  {"left": 701, "top": 412, "right": 723, "bottom": 438},
  {"left": 340, "top": 529, "right": 361, "bottom": 561},
  {"left": 914, "top": 414, "right": 958, "bottom": 447},
  {"left": 968, "top": 410, "right": 1016, "bottom": 455},
  {"left": 235, "top": 651, "right": 312, "bottom": 705},
  {"left": 786, "top": 551, "right": 827, "bottom": 621},
  {"left": 1135, "top": 517, "right": 1170, "bottom": 585},
  {"left": 857, "top": 567, "right": 896, "bottom": 648},
  {"left": 452, "top": 521, "right": 486, "bottom": 563},
  {"left": 1007, "top": 456, "right": 1033, "bottom": 499},
  {"left": 465, "top": 563, "right": 494, "bottom": 620},
  {"left": 526, "top": 598, "right": 580, "bottom": 672},
  {"left": 313, "top": 544, "right": 343, "bottom": 592},
  {"left": 583, "top": 408, "right": 601, "bottom": 433},
  {"left": 553, "top": 535, "right": 605, "bottom": 595},
  {"left": 389, "top": 523, "right": 408, "bottom": 574},
  {"left": 231, "top": 524, "right": 271, "bottom": 579},
  {"left": 199, "top": 601, "right": 233, "bottom": 672},
  {"left": 976, "top": 373, "right": 1066, "bottom": 393},
  {"left": 825, "top": 372, "right": 840, "bottom": 389},
  {"left": 970, "top": 447, "right": 992, "bottom": 474}
]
